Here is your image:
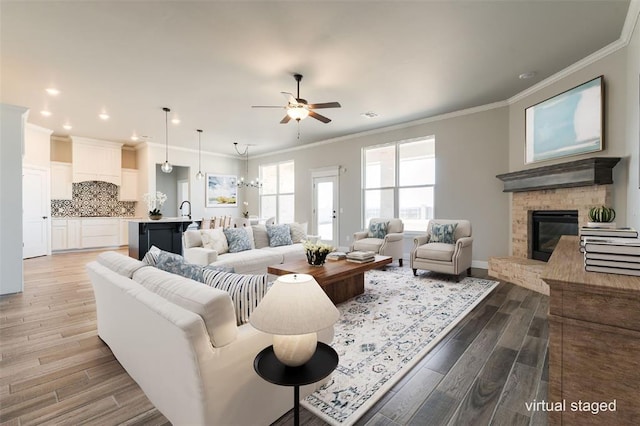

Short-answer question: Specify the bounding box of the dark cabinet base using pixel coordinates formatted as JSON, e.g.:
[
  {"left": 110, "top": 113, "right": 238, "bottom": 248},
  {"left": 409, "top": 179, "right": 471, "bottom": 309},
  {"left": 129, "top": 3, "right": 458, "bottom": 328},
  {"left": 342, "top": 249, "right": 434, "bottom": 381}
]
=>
[{"left": 128, "top": 220, "right": 193, "bottom": 260}]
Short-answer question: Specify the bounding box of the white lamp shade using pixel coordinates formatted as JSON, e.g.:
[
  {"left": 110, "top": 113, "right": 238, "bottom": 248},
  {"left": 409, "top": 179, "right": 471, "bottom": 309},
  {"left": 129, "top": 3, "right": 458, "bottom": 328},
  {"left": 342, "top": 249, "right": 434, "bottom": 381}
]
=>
[
  {"left": 249, "top": 274, "right": 339, "bottom": 335},
  {"left": 286, "top": 105, "right": 309, "bottom": 120}
]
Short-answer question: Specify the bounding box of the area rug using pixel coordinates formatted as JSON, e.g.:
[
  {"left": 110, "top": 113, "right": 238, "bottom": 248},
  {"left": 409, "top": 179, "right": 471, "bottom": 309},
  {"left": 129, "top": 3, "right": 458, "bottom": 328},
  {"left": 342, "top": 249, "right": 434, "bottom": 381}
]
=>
[{"left": 301, "top": 267, "right": 498, "bottom": 425}]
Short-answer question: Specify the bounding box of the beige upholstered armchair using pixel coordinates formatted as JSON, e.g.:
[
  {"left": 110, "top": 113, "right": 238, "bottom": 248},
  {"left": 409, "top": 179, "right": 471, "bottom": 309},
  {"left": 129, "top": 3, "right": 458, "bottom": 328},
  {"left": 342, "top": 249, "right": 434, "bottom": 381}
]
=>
[
  {"left": 411, "top": 219, "right": 473, "bottom": 280},
  {"left": 350, "top": 218, "right": 404, "bottom": 266}
]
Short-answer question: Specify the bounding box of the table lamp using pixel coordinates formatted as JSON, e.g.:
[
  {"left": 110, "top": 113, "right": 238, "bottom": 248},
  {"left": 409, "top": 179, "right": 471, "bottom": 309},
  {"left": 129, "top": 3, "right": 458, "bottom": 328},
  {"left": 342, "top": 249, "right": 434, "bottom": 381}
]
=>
[{"left": 250, "top": 274, "right": 340, "bottom": 367}]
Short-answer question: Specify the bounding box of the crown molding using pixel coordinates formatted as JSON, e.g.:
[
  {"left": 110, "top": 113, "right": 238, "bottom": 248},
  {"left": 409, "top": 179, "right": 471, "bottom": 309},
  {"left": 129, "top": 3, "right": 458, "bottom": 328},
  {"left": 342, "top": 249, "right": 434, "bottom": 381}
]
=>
[
  {"left": 509, "top": 0, "right": 639, "bottom": 105},
  {"left": 253, "top": 100, "right": 508, "bottom": 159},
  {"left": 143, "top": 141, "right": 238, "bottom": 159}
]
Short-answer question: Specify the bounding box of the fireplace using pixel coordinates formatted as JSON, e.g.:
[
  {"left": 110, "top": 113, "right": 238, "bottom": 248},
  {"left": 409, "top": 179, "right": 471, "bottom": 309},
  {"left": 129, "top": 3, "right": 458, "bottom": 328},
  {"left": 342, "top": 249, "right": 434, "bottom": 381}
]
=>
[{"left": 530, "top": 210, "right": 578, "bottom": 261}]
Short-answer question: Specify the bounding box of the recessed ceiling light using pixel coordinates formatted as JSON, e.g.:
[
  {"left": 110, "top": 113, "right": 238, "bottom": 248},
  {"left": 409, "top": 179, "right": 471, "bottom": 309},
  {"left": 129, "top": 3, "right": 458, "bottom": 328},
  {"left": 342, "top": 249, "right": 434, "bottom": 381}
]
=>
[
  {"left": 360, "top": 111, "right": 379, "bottom": 119},
  {"left": 45, "top": 88, "right": 60, "bottom": 96},
  {"left": 63, "top": 123, "right": 72, "bottom": 130},
  {"left": 99, "top": 113, "right": 110, "bottom": 120},
  {"left": 131, "top": 134, "right": 139, "bottom": 141},
  {"left": 40, "top": 110, "right": 52, "bottom": 117},
  {"left": 171, "top": 117, "right": 181, "bottom": 125},
  {"left": 519, "top": 71, "right": 537, "bottom": 80}
]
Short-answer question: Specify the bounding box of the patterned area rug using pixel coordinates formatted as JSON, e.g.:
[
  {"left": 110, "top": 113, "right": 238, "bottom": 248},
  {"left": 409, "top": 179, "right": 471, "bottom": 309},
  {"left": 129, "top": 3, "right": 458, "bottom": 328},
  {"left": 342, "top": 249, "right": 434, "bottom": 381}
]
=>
[{"left": 301, "top": 267, "right": 498, "bottom": 425}]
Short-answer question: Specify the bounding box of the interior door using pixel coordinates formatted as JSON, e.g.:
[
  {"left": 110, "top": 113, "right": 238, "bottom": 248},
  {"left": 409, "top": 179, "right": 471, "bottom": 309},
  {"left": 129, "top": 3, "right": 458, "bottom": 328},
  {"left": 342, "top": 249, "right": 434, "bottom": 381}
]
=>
[
  {"left": 313, "top": 175, "right": 339, "bottom": 247},
  {"left": 23, "top": 167, "right": 49, "bottom": 258}
]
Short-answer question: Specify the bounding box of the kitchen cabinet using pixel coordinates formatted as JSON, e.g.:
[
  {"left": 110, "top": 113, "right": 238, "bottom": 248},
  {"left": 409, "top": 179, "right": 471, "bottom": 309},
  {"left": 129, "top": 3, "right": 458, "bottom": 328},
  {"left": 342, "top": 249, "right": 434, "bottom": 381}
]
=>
[
  {"left": 72, "top": 137, "right": 123, "bottom": 185},
  {"left": 51, "top": 219, "right": 68, "bottom": 251},
  {"left": 119, "top": 169, "right": 138, "bottom": 201},
  {"left": 81, "top": 218, "right": 119, "bottom": 248},
  {"left": 50, "top": 162, "right": 73, "bottom": 199},
  {"left": 51, "top": 218, "right": 81, "bottom": 250}
]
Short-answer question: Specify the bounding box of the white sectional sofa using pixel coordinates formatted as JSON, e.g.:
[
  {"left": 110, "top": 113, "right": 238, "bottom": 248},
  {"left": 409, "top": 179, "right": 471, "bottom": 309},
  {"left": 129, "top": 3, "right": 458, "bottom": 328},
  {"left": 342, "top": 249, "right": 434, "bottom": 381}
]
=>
[
  {"left": 87, "top": 251, "right": 332, "bottom": 426},
  {"left": 183, "top": 223, "right": 313, "bottom": 274}
]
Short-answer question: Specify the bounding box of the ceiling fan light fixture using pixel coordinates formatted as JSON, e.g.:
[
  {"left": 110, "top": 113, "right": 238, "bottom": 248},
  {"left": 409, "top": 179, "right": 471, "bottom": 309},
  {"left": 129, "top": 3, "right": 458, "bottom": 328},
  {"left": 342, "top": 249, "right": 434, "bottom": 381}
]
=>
[{"left": 287, "top": 105, "right": 309, "bottom": 121}]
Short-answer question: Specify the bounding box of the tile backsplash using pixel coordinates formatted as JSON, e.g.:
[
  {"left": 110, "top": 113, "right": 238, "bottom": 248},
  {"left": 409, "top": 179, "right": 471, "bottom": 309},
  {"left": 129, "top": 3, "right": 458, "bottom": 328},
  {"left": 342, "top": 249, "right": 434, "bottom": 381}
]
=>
[{"left": 51, "top": 181, "right": 136, "bottom": 217}]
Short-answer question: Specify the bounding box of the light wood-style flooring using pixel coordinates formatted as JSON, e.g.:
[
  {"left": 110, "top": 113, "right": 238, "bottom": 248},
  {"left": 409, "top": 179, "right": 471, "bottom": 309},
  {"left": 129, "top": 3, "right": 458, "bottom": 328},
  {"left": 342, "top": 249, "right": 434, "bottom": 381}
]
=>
[{"left": 1, "top": 250, "right": 548, "bottom": 426}]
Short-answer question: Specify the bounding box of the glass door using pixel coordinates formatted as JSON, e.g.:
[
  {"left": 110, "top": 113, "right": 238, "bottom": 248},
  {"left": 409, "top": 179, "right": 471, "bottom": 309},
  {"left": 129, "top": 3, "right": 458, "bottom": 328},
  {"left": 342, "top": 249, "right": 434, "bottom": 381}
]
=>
[{"left": 313, "top": 175, "right": 338, "bottom": 248}]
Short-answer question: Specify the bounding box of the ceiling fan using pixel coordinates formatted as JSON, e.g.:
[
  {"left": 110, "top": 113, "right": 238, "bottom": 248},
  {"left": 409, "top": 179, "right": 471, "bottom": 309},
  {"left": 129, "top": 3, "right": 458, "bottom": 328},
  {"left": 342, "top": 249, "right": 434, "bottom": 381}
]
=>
[{"left": 252, "top": 74, "right": 341, "bottom": 124}]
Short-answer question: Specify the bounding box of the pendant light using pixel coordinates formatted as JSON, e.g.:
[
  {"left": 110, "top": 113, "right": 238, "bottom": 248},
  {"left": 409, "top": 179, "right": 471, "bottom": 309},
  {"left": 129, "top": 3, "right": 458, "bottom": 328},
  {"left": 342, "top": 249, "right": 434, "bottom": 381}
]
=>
[
  {"left": 195, "top": 129, "right": 205, "bottom": 180},
  {"left": 234, "top": 142, "right": 262, "bottom": 189},
  {"left": 160, "top": 107, "right": 173, "bottom": 173}
]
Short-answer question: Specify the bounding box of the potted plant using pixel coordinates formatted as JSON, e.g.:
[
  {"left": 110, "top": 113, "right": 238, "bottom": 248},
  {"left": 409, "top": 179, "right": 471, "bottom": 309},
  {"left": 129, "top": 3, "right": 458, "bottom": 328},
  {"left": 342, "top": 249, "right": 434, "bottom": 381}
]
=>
[
  {"left": 303, "top": 240, "right": 334, "bottom": 266},
  {"left": 587, "top": 205, "right": 616, "bottom": 228},
  {"left": 143, "top": 191, "right": 168, "bottom": 220}
]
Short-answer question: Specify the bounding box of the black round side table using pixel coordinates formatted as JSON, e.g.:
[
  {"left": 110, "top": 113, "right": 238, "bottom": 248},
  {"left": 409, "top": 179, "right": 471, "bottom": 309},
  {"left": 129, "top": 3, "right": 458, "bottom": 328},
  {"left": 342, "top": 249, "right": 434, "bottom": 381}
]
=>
[{"left": 254, "top": 342, "right": 338, "bottom": 426}]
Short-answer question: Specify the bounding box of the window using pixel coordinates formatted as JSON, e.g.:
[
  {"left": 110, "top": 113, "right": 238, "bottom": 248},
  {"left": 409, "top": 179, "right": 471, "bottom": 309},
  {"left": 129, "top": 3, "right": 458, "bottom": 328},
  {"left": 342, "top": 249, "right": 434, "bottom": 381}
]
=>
[
  {"left": 363, "top": 137, "right": 434, "bottom": 232},
  {"left": 259, "top": 160, "right": 295, "bottom": 223}
]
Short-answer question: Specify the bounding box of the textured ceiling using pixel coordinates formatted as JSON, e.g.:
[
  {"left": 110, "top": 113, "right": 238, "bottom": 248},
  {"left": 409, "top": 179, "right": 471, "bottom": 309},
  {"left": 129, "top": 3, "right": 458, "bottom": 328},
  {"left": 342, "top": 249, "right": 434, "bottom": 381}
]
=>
[{"left": 0, "top": 1, "right": 630, "bottom": 155}]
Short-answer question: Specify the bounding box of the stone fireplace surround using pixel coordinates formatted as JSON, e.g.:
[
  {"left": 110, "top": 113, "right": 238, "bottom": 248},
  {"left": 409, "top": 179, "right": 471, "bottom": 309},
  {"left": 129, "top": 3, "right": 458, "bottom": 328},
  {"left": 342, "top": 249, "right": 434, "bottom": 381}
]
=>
[{"left": 488, "top": 157, "right": 619, "bottom": 295}]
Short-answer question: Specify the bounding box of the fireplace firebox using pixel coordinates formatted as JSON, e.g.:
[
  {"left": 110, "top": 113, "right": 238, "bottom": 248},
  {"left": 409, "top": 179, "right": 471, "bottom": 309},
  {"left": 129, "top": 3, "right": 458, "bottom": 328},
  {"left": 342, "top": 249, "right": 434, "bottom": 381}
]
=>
[{"left": 530, "top": 210, "right": 578, "bottom": 262}]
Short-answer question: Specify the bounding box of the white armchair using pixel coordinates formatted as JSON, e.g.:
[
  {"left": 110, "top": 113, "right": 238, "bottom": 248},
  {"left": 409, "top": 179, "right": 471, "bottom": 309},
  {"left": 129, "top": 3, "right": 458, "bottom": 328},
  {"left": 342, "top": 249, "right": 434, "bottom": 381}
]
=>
[
  {"left": 351, "top": 218, "right": 404, "bottom": 266},
  {"left": 411, "top": 219, "right": 473, "bottom": 280}
]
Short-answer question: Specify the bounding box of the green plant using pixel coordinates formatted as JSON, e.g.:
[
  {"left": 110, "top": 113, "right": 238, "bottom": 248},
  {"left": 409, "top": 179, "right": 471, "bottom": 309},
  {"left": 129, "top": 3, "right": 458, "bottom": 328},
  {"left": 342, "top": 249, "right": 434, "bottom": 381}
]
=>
[{"left": 588, "top": 206, "right": 616, "bottom": 223}]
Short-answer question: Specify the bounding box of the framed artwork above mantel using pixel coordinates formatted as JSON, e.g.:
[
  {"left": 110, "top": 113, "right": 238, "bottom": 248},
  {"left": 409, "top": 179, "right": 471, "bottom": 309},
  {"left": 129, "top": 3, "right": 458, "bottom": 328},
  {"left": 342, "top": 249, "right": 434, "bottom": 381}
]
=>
[
  {"left": 525, "top": 75, "right": 604, "bottom": 164},
  {"left": 206, "top": 174, "right": 238, "bottom": 207}
]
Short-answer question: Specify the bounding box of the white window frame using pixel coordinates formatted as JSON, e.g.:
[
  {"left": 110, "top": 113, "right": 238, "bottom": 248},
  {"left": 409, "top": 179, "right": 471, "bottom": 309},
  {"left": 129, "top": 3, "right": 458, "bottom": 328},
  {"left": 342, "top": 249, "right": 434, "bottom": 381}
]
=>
[
  {"left": 259, "top": 160, "right": 295, "bottom": 223},
  {"left": 362, "top": 136, "right": 435, "bottom": 232}
]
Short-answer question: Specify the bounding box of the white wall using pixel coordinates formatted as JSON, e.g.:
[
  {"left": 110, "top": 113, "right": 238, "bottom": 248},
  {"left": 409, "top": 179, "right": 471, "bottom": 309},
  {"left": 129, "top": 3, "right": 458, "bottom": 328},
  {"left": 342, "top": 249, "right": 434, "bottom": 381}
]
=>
[
  {"left": 248, "top": 105, "right": 510, "bottom": 265},
  {"left": 23, "top": 123, "right": 52, "bottom": 168},
  {"left": 142, "top": 143, "right": 245, "bottom": 220},
  {"left": 626, "top": 3, "right": 640, "bottom": 231},
  {"left": 1, "top": 104, "right": 29, "bottom": 295}
]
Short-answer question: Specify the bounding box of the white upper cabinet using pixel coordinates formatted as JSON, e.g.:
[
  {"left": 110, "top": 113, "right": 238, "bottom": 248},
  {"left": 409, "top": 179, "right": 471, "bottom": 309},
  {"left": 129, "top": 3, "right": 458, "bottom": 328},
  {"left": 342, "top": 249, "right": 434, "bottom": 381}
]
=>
[
  {"left": 50, "top": 162, "right": 73, "bottom": 199},
  {"left": 119, "top": 169, "right": 138, "bottom": 201},
  {"left": 72, "top": 137, "right": 123, "bottom": 185}
]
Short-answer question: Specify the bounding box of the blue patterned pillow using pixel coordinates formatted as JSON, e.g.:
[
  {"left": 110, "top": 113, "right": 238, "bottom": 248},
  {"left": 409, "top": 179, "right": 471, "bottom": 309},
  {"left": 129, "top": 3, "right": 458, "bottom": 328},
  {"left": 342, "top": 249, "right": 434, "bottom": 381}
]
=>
[
  {"left": 155, "top": 251, "right": 204, "bottom": 282},
  {"left": 266, "top": 224, "right": 293, "bottom": 247},
  {"left": 430, "top": 223, "right": 458, "bottom": 244},
  {"left": 368, "top": 221, "right": 387, "bottom": 239},
  {"left": 223, "top": 227, "right": 252, "bottom": 253}
]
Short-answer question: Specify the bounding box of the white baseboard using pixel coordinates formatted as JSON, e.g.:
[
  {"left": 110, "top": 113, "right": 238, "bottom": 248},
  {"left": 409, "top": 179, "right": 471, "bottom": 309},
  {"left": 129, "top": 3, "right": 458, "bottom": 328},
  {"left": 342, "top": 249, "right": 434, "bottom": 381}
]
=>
[{"left": 472, "top": 260, "right": 488, "bottom": 270}]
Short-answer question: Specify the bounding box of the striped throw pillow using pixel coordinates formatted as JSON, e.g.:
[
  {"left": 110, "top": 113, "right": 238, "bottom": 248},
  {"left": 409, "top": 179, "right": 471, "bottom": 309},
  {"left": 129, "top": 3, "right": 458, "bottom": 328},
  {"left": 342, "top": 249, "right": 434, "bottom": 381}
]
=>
[
  {"left": 142, "top": 245, "right": 162, "bottom": 266},
  {"left": 202, "top": 268, "right": 268, "bottom": 325}
]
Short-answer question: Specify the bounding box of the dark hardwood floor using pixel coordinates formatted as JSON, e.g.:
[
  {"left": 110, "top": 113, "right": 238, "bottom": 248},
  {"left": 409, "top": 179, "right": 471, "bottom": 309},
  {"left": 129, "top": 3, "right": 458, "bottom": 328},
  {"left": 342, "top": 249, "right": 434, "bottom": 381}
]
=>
[{"left": 1, "top": 251, "right": 548, "bottom": 426}]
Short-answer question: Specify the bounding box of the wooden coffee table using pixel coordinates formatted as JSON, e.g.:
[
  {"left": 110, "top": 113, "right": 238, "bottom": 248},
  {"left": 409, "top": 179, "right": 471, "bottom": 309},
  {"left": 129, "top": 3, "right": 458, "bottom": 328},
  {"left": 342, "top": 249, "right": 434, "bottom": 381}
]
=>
[{"left": 267, "top": 255, "right": 392, "bottom": 304}]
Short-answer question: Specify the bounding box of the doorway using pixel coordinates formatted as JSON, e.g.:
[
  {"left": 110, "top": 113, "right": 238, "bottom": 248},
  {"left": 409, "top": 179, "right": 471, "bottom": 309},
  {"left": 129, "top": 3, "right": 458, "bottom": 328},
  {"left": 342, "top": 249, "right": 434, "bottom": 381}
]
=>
[
  {"left": 312, "top": 167, "right": 340, "bottom": 248},
  {"left": 23, "top": 166, "right": 49, "bottom": 258}
]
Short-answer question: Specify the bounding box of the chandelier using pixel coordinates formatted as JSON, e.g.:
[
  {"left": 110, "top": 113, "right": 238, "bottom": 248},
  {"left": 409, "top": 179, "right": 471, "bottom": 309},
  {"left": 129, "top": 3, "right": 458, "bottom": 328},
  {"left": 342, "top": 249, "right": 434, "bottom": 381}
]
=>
[{"left": 233, "top": 143, "right": 262, "bottom": 189}]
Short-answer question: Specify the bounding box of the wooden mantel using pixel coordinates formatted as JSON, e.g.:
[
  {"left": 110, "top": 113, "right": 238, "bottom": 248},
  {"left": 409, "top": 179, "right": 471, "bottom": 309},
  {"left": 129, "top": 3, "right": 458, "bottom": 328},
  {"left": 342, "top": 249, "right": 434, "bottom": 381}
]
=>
[{"left": 496, "top": 157, "right": 620, "bottom": 192}]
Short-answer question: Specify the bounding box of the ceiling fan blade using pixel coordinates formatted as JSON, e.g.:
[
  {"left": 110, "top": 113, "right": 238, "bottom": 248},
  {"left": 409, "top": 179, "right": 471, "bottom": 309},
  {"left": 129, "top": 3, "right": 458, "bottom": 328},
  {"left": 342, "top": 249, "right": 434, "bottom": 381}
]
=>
[
  {"left": 280, "top": 115, "right": 292, "bottom": 124},
  {"left": 308, "top": 101, "right": 341, "bottom": 109},
  {"left": 252, "top": 105, "right": 285, "bottom": 108},
  {"left": 309, "top": 110, "right": 331, "bottom": 123},
  {"left": 281, "top": 92, "right": 297, "bottom": 105}
]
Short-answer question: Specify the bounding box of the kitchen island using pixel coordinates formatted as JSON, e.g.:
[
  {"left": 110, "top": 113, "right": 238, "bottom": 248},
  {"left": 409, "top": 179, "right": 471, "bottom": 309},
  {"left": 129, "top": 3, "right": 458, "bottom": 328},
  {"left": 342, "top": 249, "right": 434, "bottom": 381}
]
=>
[{"left": 128, "top": 218, "right": 196, "bottom": 260}]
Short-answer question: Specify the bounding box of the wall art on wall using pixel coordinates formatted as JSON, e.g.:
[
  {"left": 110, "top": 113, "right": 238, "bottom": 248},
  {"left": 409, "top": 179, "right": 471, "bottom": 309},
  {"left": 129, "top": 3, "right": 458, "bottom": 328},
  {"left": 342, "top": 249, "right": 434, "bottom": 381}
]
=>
[
  {"left": 525, "top": 75, "right": 603, "bottom": 164},
  {"left": 206, "top": 174, "right": 238, "bottom": 207}
]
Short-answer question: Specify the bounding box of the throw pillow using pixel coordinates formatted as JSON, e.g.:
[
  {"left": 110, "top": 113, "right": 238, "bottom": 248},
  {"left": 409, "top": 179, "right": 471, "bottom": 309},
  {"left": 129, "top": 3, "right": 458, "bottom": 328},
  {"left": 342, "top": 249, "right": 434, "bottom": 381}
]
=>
[
  {"left": 201, "top": 228, "right": 229, "bottom": 254},
  {"left": 202, "top": 269, "right": 268, "bottom": 325},
  {"left": 223, "top": 227, "right": 252, "bottom": 253},
  {"left": 243, "top": 226, "right": 256, "bottom": 249},
  {"left": 430, "top": 223, "right": 458, "bottom": 244},
  {"left": 252, "top": 224, "right": 269, "bottom": 248},
  {"left": 142, "top": 245, "right": 162, "bottom": 266},
  {"left": 368, "top": 221, "right": 388, "bottom": 239},
  {"left": 289, "top": 222, "right": 308, "bottom": 243},
  {"left": 266, "top": 224, "right": 293, "bottom": 247},
  {"left": 155, "top": 251, "right": 204, "bottom": 282}
]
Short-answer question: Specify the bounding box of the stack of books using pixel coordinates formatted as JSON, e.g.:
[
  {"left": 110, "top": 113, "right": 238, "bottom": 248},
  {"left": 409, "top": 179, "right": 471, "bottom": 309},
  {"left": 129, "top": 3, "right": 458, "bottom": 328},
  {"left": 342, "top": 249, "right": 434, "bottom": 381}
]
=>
[
  {"left": 579, "top": 227, "right": 638, "bottom": 252},
  {"left": 326, "top": 251, "right": 347, "bottom": 261},
  {"left": 346, "top": 251, "right": 376, "bottom": 263},
  {"left": 582, "top": 236, "right": 640, "bottom": 277}
]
